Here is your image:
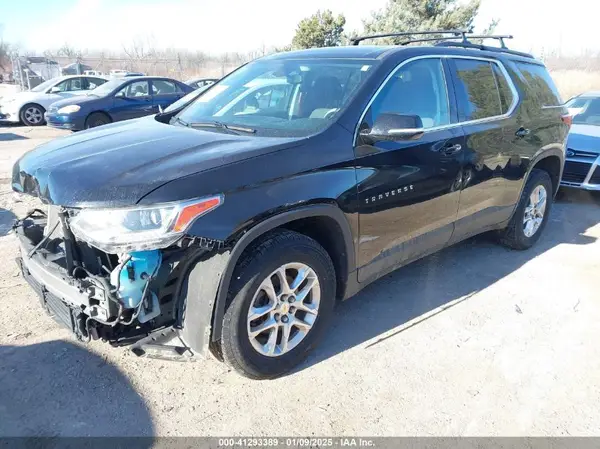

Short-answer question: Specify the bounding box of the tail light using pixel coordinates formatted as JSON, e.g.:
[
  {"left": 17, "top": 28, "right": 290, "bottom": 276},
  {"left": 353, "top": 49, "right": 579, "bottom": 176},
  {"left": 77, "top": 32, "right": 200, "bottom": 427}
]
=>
[{"left": 561, "top": 114, "right": 573, "bottom": 127}]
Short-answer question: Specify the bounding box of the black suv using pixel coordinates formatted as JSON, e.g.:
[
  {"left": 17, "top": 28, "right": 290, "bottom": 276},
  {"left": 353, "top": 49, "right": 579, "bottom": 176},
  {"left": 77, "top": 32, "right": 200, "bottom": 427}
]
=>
[{"left": 13, "top": 32, "right": 569, "bottom": 379}]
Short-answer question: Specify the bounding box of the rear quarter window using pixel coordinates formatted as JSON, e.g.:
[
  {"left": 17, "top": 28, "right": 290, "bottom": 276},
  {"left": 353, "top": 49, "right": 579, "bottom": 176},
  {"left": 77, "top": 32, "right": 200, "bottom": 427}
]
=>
[{"left": 514, "top": 61, "right": 562, "bottom": 106}]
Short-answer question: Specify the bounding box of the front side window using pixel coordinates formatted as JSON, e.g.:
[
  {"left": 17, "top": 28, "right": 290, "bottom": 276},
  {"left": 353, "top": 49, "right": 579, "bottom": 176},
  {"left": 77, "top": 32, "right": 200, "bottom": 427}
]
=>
[
  {"left": 53, "top": 78, "right": 85, "bottom": 92},
  {"left": 117, "top": 80, "right": 150, "bottom": 98},
  {"left": 367, "top": 58, "right": 450, "bottom": 129},
  {"left": 175, "top": 59, "right": 376, "bottom": 137},
  {"left": 452, "top": 59, "right": 502, "bottom": 121}
]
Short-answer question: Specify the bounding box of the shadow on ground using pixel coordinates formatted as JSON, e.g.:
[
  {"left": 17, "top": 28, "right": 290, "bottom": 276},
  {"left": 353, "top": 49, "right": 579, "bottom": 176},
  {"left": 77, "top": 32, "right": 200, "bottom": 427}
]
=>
[
  {"left": 0, "top": 340, "right": 154, "bottom": 437},
  {"left": 0, "top": 133, "right": 28, "bottom": 142},
  {"left": 0, "top": 208, "right": 16, "bottom": 237},
  {"left": 298, "top": 188, "right": 600, "bottom": 372}
]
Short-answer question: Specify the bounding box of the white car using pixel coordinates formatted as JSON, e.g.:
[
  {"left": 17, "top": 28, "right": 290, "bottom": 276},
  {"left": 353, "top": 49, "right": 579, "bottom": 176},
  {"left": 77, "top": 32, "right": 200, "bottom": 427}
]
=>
[{"left": 0, "top": 75, "right": 108, "bottom": 126}]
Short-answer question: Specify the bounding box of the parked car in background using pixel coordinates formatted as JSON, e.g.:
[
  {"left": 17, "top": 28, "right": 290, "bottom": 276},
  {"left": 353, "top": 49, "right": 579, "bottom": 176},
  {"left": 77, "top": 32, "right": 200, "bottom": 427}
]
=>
[
  {"left": 0, "top": 75, "right": 108, "bottom": 126},
  {"left": 84, "top": 70, "right": 105, "bottom": 76},
  {"left": 110, "top": 70, "right": 146, "bottom": 77},
  {"left": 62, "top": 63, "right": 93, "bottom": 76},
  {"left": 45, "top": 76, "right": 193, "bottom": 130},
  {"left": 13, "top": 31, "right": 569, "bottom": 379},
  {"left": 561, "top": 92, "right": 600, "bottom": 190},
  {"left": 185, "top": 77, "right": 218, "bottom": 89}
]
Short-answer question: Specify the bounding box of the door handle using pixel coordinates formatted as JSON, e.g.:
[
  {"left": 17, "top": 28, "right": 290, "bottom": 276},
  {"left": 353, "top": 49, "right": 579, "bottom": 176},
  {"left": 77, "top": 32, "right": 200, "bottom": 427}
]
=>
[
  {"left": 515, "top": 127, "right": 530, "bottom": 138},
  {"left": 441, "top": 143, "right": 462, "bottom": 155}
]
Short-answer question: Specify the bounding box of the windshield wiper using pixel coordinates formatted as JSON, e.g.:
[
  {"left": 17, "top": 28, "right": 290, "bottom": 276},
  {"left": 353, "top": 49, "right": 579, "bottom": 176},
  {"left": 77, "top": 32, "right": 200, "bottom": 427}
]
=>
[
  {"left": 173, "top": 117, "right": 190, "bottom": 127},
  {"left": 188, "top": 121, "right": 256, "bottom": 134}
]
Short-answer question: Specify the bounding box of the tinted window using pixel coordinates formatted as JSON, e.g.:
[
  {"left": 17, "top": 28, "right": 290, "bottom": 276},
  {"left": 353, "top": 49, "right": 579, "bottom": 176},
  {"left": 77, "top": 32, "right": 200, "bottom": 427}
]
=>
[
  {"left": 491, "top": 64, "right": 514, "bottom": 114},
  {"left": 368, "top": 58, "right": 449, "bottom": 129},
  {"left": 152, "top": 80, "right": 179, "bottom": 95},
  {"left": 515, "top": 62, "right": 562, "bottom": 106},
  {"left": 117, "top": 80, "right": 149, "bottom": 98},
  {"left": 453, "top": 59, "right": 502, "bottom": 121}
]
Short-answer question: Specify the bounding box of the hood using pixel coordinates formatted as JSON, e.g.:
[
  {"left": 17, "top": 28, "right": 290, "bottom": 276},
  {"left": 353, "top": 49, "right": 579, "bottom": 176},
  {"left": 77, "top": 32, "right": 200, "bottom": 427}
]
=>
[
  {"left": 567, "top": 124, "right": 600, "bottom": 154},
  {"left": 0, "top": 91, "right": 41, "bottom": 104},
  {"left": 12, "top": 117, "right": 300, "bottom": 207},
  {"left": 50, "top": 94, "right": 102, "bottom": 110}
]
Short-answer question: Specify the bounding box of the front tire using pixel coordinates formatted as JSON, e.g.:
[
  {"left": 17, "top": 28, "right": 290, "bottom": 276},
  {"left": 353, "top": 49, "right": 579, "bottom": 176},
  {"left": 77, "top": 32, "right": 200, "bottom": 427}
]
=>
[
  {"left": 498, "top": 169, "right": 553, "bottom": 250},
  {"left": 85, "top": 112, "right": 111, "bottom": 129},
  {"left": 20, "top": 103, "right": 45, "bottom": 126},
  {"left": 221, "top": 230, "right": 336, "bottom": 379}
]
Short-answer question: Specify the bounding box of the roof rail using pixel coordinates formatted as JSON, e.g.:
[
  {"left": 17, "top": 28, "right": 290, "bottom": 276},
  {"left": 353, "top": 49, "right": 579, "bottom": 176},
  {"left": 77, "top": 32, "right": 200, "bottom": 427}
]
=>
[
  {"left": 350, "top": 30, "right": 467, "bottom": 46},
  {"left": 434, "top": 40, "right": 535, "bottom": 59}
]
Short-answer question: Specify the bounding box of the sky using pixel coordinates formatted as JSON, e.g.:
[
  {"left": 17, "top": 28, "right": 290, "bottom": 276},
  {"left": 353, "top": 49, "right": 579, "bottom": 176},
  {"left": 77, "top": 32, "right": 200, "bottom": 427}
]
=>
[{"left": 0, "top": 0, "right": 598, "bottom": 56}]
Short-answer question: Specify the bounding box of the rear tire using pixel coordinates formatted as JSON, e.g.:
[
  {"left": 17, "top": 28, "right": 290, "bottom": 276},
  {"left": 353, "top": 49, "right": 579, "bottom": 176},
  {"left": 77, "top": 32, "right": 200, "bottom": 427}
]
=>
[
  {"left": 220, "top": 230, "right": 336, "bottom": 379},
  {"left": 19, "top": 103, "right": 45, "bottom": 126},
  {"left": 85, "top": 112, "right": 111, "bottom": 129},
  {"left": 498, "top": 169, "right": 553, "bottom": 250}
]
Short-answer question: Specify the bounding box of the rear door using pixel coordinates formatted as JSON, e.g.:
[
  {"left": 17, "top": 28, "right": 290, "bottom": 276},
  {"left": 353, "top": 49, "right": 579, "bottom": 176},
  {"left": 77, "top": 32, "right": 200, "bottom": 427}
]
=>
[
  {"left": 355, "top": 57, "right": 465, "bottom": 283},
  {"left": 112, "top": 80, "right": 153, "bottom": 121},
  {"left": 446, "top": 57, "right": 522, "bottom": 242},
  {"left": 151, "top": 79, "right": 185, "bottom": 112}
]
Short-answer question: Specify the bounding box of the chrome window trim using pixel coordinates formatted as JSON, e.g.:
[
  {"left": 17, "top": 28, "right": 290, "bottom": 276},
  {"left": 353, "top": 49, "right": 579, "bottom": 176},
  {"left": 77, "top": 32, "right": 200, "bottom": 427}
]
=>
[{"left": 353, "top": 54, "right": 521, "bottom": 146}]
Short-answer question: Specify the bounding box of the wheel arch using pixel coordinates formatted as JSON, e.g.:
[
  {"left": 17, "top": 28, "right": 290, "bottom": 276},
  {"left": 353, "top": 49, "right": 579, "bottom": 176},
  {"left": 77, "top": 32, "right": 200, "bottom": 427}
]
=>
[
  {"left": 85, "top": 110, "right": 113, "bottom": 125},
  {"left": 19, "top": 102, "right": 46, "bottom": 124},
  {"left": 210, "top": 203, "right": 355, "bottom": 343},
  {"left": 531, "top": 153, "right": 563, "bottom": 195}
]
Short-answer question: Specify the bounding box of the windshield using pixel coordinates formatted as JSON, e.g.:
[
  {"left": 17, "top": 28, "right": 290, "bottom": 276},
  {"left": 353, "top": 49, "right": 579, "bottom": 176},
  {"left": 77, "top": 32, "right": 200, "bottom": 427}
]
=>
[
  {"left": 89, "top": 78, "right": 128, "bottom": 97},
  {"left": 31, "top": 78, "right": 62, "bottom": 93},
  {"left": 174, "top": 58, "right": 376, "bottom": 137},
  {"left": 567, "top": 97, "right": 600, "bottom": 125}
]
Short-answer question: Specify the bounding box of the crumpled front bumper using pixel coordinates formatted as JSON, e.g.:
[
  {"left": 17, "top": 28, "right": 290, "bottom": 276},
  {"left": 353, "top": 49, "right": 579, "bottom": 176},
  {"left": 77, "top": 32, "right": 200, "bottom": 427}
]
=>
[
  {"left": 14, "top": 215, "right": 225, "bottom": 360},
  {"left": 15, "top": 223, "right": 113, "bottom": 338}
]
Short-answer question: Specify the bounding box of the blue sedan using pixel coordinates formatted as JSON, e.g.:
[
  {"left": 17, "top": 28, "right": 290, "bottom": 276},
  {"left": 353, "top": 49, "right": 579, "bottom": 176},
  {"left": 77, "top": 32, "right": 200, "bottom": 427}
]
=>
[{"left": 45, "top": 76, "right": 194, "bottom": 130}]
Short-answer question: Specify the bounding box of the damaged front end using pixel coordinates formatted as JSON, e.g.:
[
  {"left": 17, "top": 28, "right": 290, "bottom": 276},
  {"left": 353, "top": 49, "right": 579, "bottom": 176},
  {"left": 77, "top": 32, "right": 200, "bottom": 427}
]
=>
[{"left": 15, "top": 198, "right": 226, "bottom": 360}]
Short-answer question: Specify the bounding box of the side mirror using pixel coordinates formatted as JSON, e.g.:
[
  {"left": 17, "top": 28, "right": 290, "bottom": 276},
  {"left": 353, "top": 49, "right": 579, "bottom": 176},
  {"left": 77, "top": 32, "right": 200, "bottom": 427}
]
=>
[
  {"left": 49, "top": 86, "right": 61, "bottom": 94},
  {"left": 360, "top": 113, "right": 425, "bottom": 141}
]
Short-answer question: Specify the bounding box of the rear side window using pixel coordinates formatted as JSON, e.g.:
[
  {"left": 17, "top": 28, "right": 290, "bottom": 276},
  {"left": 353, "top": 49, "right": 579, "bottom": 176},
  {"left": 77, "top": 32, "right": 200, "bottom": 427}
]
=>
[
  {"left": 152, "top": 80, "right": 179, "bottom": 95},
  {"left": 514, "top": 62, "right": 562, "bottom": 106},
  {"left": 452, "top": 59, "right": 502, "bottom": 121},
  {"left": 491, "top": 64, "right": 514, "bottom": 114}
]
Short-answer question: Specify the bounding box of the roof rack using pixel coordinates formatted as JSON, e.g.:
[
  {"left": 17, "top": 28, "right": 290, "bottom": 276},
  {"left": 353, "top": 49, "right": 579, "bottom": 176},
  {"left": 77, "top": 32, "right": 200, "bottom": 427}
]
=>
[
  {"left": 350, "top": 30, "right": 534, "bottom": 59},
  {"left": 350, "top": 30, "right": 467, "bottom": 46}
]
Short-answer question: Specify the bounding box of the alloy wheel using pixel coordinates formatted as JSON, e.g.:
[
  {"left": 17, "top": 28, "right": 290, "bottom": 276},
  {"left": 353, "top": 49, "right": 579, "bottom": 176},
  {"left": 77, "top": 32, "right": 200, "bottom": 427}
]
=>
[
  {"left": 523, "top": 185, "right": 547, "bottom": 238},
  {"left": 24, "top": 106, "right": 43, "bottom": 125},
  {"left": 246, "top": 262, "right": 320, "bottom": 357}
]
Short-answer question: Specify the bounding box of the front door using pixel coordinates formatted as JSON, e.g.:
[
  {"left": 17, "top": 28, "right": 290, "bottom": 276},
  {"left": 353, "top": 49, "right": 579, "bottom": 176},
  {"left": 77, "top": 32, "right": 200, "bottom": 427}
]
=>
[
  {"left": 112, "top": 80, "right": 154, "bottom": 121},
  {"left": 355, "top": 57, "right": 465, "bottom": 284}
]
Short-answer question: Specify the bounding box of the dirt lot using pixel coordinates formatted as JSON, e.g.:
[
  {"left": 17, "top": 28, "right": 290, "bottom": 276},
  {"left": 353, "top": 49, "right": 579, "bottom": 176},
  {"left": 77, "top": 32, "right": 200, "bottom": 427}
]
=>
[{"left": 1, "top": 124, "right": 600, "bottom": 437}]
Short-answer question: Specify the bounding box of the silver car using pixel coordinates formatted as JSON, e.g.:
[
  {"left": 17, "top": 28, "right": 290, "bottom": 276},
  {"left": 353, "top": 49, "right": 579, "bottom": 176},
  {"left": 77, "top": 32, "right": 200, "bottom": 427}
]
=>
[{"left": 561, "top": 92, "right": 600, "bottom": 190}]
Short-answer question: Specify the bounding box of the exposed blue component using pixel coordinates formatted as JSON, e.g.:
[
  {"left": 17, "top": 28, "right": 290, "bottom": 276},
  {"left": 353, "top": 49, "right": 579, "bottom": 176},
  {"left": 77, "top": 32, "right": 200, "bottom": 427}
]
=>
[{"left": 110, "top": 250, "right": 162, "bottom": 309}]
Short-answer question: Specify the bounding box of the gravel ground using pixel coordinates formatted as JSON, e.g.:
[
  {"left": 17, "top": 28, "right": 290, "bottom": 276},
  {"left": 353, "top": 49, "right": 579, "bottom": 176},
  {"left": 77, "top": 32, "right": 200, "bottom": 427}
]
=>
[{"left": 1, "top": 124, "right": 600, "bottom": 437}]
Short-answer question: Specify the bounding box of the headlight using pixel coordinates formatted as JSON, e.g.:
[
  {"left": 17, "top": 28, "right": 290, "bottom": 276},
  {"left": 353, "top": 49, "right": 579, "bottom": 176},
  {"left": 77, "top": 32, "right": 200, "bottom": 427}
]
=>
[
  {"left": 57, "top": 105, "right": 81, "bottom": 114},
  {"left": 69, "top": 195, "right": 223, "bottom": 253}
]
